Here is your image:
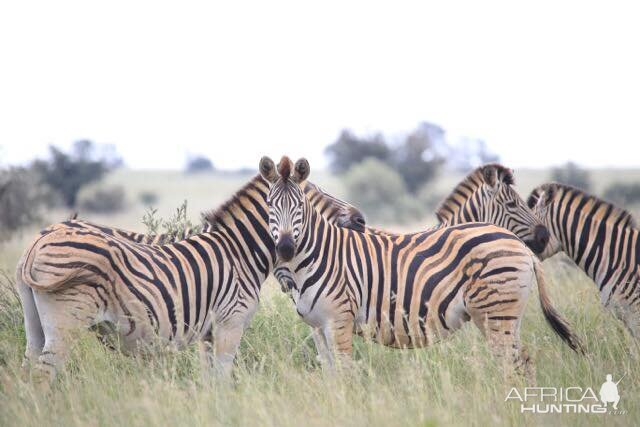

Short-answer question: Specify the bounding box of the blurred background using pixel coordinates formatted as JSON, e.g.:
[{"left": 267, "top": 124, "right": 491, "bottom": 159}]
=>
[{"left": 1, "top": 1, "right": 640, "bottom": 270}]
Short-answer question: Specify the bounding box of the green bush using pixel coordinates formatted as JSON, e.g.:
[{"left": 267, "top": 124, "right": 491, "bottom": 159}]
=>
[
  {"left": 343, "top": 158, "right": 424, "bottom": 224},
  {"left": 142, "top": 200, "right": 201, "bottom": 240}
]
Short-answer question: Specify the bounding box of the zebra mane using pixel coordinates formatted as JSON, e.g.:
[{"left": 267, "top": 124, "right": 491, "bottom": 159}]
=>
[
  {"left": 435, "top": 163, "right": 514, "bottom": 222},
  {"left": 202, "top": 175, "right": 267, "bottom": 230},
  {"left": 538, "top": 182, "right": 637, "bottom": 229}
]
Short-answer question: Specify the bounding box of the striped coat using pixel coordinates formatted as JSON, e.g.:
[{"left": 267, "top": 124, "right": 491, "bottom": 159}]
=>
[
  {"left": 262, "top": 156, "right": 584, "bottom": 375},
  {"left": 16, "top": 175, "right": 364, "bottom": 382},
  {"left": 528, "top": 183, "right": 640, "bottom": 338},
  {"left": 436, "top": 164, "right": 549, "bottom": 254}
]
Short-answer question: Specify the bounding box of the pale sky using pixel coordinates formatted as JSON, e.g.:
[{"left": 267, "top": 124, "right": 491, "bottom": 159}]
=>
[{"left": 1, "top": 1, "right": 639, "bottom": 170}]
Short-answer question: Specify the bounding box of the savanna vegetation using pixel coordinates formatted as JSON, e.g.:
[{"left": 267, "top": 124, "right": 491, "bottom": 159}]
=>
[{"left": 0, "top": 165, "right": 639, "bottom": 426}]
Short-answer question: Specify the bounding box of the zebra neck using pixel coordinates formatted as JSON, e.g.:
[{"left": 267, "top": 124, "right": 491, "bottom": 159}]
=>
[
  {"left": 440, "top": 198, "right": 486, "bottom": 226},
  {"left": 437, "top": 178, "right": 488, "bottom": 225},
  {"left": 556, "top": 209, "right": 639, "bottom": 293},
  {"left": 208, "top": 226, "right": 274, "bottom": 286},
  {"left": 291, "top": 207, "right": 350, "bottom": 294},
  {"left": 200, "top": 175, "right": 275, "bottom": 285}
]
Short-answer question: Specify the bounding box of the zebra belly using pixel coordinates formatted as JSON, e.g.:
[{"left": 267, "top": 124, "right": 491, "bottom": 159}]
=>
[{"left": 355, "top": 295, "right": 469, "bottom": 349}]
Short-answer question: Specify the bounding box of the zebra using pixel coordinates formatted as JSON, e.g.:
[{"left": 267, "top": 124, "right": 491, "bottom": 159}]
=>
[
  {"left": 261, "top": 156, "right": 584, "bottom": 376},
  {"left": 436, "top": 164, "right": 550, "bottom": 254},
  {"left": 528, "top": 182, "right": 640, "bottom": 338},
  {"left": 15, "top": 175, "right": 365, "bottom": 383}
]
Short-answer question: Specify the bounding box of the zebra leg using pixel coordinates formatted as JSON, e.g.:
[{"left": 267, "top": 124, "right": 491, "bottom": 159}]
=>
[
  {"left": 470, "top": 312, "right": 530, "bottom": 380},
  {"left": 618, "top": 308, "right": 640, "bottom": 341},
  {"left": 518, "top": 346, "right": 536, "bottom": 383},
  {"left": 311, "top": 327, "right": 335, "bottom": 369},
  {"left": 321, "top": 315, "right": 355, "bottom": 371},
  {"left": 619, "top": 302, "right": 640, "bottom": 341},
  {"left": 607, "top": 297, "right": 640, "bottom": 347},
  {"left": 15, "top": 276, "right": 44, "bottom": 369},
  {"left": 198, "top": 329, "right": 216, "bottom": 381},
  {"left": 466, "top": 268, "right": 533, "bottom": 380},
  {"left": 211, "top": 323, "right": 244, "bottom": 380},
  {"left": 31, "top": 290, "right": 99, "bottom": 385}
]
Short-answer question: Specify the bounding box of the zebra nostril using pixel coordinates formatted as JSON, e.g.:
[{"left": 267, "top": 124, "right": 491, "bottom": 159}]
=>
[{"left": 276, "top": 234, "right": 296, "bottom": 262}]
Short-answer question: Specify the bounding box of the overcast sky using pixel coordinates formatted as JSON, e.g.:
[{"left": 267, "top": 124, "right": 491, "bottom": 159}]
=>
[{"left": 1, "top": 1, "right": 638, "bottom": 170}]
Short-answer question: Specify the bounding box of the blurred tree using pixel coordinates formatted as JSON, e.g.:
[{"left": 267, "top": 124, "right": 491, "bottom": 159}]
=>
[
  {"left": 326, "top": 122, "right": 444, "bottom": 193},
  {"left": 0, "top": 167, "right": 49, "bottom": 240},
  {"left": 343, "top": 158, "right": 423, "bottom": 224},
  {"left": 603, "top": 182, "right": 640, "bottom": 206},
  {"left": 551, "top": 162, "right": 592, "bottom": 192},
  {"left": 138, "top": 190, "right": 159, "bottom": 206},
  {"left": 325, "top": 130, "right": 391, "bottom": 173},
  {"left": 32, "top": 140, "right": 121, "bottom": 208},
  {"left": 392, "top": 123, "right": 445, "bottom": 193},
  {"left": 185, "top": 155, "right": 215, "bottom": 173},
  {"left": 446, "top": 137, "right": 500, "bottom": 171},
  {"left": 78, "top": 185, "right": 126, "bottom": 213}
]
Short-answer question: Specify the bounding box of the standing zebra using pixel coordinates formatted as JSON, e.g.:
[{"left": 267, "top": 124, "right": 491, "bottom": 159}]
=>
[
  {"left": 528, "top": 183, "right": 640, "bottom": 338},
  {"left": 436, "top": 164, "right": 549, "bottom": 254},
  {"left": 261, "top": 156, "right": 584, "bottom": 375},
  {"left": 16, "top": 175, "right": 365, "bottom": 382}
]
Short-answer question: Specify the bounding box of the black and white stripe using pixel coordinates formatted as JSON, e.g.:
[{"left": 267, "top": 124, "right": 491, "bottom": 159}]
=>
[
  {"left": 528, "top": 182, "right": 640, "bottom": 338},
  {"left": 16, "top": 174, "right": 365, "bottom": 382},
  {"left": 261, "top": 156, "right": 584, "bottom": 375}
]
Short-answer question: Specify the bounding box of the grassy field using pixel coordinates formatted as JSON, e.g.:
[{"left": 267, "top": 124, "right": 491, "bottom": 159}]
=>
[{"left": 0, "top": 168, "right": 639, "bottom": 426}]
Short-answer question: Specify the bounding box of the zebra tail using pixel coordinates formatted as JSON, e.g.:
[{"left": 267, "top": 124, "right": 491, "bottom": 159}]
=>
[{"left": 534, "top": 258, "right": 586, "bottom": 354}]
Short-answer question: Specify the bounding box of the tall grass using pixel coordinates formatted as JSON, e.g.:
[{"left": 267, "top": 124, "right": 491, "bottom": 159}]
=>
[
  {"left": 1, "top": 169, "right": 639, "bottom": 426},
  {"left": 0, "top": 262, "right": 638, "bottom": 426}
]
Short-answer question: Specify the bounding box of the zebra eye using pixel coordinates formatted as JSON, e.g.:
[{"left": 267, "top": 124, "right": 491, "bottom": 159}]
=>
[
  {"left": 506, "top": 201, "right": 517, "bottom": 209},
  {"left": 298, "top": 200, "right": 304, "bottom": 207}
]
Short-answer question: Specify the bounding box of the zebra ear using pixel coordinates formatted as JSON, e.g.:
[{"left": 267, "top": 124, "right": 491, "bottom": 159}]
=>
[
  {"left": 526, "top": 191, "right": 539, "bottom": 209},
  {"left": 530, "top": 185, "right": 556, "bottom": 208},
  {"left": 292, "top": 158, "right": 310, "bottom": 183},
  {"left": 259, "top": 156, "right": 278, "bottom": 183},
  {"left": 482, "top": 165, "right": 499, "bottom": 188}
]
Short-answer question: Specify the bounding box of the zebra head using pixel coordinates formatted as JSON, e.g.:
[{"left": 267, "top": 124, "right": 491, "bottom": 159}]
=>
[
  {"left": 259, "top": 156, "right": 310, "bottom": 262},
  {"left": 527, "top": 183, "right": 562, "bottom": 259},
  {"left": 479, "top": 164, "right": 550, "bottom": 254},
  {"left": 301, "top": 181, "right": 366, "bottom": 232},
  {"left": 437, "top": 164, "right": 550, "bottom": 254}
]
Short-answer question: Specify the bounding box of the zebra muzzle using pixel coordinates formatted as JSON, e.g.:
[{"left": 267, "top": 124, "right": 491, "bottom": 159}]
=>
[
  {"left": 276, "top": 234, "right": 295, "bottom": 262},
  {"left": 526, "top": 224, "right": 550, "bottom": 254}
]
